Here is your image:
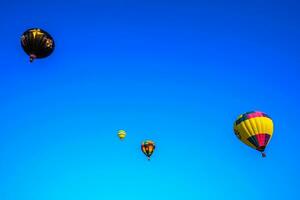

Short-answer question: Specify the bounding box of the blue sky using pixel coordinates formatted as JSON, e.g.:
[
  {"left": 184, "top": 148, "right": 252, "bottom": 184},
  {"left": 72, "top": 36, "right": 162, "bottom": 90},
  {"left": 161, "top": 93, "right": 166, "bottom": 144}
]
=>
[{"left": 0, "top": 0, "right": 299, "bottom": 199}]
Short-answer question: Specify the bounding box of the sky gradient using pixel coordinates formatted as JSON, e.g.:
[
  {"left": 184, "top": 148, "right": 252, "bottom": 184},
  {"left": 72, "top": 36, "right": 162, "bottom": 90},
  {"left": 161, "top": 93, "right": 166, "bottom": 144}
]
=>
[{"left": 0, "top": 0, "right": 300, "bottom": 199}]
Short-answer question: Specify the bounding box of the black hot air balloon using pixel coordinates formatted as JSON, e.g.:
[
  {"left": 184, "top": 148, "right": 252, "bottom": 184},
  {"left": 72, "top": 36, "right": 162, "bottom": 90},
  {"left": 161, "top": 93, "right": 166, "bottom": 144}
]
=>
[{"left": 21, "top": 28, "right": 55, "bottom": 62}]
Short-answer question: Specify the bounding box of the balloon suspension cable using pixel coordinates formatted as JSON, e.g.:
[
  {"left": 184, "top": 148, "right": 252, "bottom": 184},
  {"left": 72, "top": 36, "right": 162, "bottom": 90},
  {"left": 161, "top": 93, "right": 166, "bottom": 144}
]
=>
[
  {"left": 261, "top": 152, "right": 266, "bottom": 158},
  {"left": 29, "top": 54, "right": 37, "bottom": 63}
]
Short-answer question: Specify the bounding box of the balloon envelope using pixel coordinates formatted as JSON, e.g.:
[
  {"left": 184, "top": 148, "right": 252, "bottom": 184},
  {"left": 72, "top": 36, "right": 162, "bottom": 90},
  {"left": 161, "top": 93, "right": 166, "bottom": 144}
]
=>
[
  {"left": 234, "top": 111, "right": 274, "bottom": 157},
  {"left": 141, "top": 140, "right": 155, "bottom": 160},
  {"left": 117, "top": 130, "right": 126, "bottom": 140},
  {"left": 21, "top": 28, "right": 55, "bottom": 62}
]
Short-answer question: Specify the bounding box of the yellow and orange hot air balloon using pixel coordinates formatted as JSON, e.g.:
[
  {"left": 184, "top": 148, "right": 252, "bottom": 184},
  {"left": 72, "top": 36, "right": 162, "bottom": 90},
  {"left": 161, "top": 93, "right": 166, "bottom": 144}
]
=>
[
  {"left": 117, "top": 130, "right": 126, "bottom": 141},
  {"left": 233, "top": 111, "right": 274, "bottom": 157},
  {"left": 141, "top": 140, "right": 155, "bottom": 161}
]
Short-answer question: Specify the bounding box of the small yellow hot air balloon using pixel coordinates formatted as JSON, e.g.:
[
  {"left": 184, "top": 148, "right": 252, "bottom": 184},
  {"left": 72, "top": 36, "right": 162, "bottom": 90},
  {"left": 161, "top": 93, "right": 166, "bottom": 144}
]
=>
[
  {"left": 234, "top": 111, "right": 274, "bottom": 157},
  {"left": 117, "top": 130, "right": 126, "bottom": 141}
]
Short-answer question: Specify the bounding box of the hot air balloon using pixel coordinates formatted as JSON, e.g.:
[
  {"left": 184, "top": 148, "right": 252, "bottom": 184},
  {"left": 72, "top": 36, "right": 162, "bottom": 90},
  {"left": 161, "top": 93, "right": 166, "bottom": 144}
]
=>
[
  {"left": 141, "top": 140, "right": 155, "bottom": 161},
  {"left": 118, "top": 130, "right": 126, "bottom": 140},
  {"left": 233, "top": 111, "right": 274, "bottom": 157},
  {"left": 21, "top": 28, "right": 55, "bottom": 62}
]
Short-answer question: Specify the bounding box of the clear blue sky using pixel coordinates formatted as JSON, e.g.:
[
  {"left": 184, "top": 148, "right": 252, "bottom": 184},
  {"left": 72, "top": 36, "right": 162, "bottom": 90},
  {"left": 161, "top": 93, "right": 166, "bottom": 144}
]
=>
[{"left": 0, "top": 0, "right": 299, "bottom": 199}]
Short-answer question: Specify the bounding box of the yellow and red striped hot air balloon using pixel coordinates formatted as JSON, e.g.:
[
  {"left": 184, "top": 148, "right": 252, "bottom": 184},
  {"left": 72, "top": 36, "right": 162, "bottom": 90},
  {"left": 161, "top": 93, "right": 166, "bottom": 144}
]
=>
[
  {"left": 233, "top": 111, "right": 274, "bottom": 157},
  {"left": 141, "top": 140, "right": 155, "bottom": 161},
  {"left": 117, "top": 130, "right": 126, "bottom": 141}
]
